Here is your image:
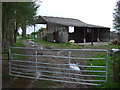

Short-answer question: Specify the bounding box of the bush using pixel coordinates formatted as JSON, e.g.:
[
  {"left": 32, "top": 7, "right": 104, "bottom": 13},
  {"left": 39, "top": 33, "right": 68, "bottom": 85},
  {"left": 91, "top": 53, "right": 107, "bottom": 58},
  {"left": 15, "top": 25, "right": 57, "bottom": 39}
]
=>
[
  {"left": 117, "top": 41, "right": 120, "bottom": 45},
  {"left": 111, "top": 40, "right": 120, "bottom": 45}
]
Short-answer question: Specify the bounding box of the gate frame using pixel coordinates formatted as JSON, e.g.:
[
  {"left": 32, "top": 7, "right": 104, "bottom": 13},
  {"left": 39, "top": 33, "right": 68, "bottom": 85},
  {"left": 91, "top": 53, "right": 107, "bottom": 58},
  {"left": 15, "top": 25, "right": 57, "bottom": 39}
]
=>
[{"left": 9, "top": 47, "right": 109, "bottom": 86}]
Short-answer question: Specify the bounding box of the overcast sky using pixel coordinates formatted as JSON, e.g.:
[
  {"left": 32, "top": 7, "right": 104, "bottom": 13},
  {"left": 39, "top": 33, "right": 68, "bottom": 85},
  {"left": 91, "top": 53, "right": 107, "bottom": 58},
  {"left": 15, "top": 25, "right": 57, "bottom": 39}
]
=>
[{"left": 24, "top": 0, "right": 117, "bottom": 34}]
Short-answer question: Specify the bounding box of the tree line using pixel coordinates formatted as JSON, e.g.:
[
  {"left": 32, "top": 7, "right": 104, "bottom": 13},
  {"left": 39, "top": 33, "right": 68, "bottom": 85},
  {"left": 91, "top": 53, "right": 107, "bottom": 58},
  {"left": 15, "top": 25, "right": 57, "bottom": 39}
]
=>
[{"left": 2, "top": 2, "right": 39, "bottom": 52}]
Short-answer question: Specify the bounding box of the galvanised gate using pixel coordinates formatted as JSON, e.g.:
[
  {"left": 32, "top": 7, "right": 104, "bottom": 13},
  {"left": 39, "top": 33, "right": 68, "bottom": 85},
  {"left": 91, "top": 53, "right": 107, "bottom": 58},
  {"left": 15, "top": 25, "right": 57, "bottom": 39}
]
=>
[{"left": 9, "top": 47, "right": 109, "bottom": 86}]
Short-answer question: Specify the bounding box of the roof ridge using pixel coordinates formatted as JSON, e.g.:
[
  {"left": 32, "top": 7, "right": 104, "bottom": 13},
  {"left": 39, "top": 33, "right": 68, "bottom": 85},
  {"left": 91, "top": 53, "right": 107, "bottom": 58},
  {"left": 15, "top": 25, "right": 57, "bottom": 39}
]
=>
[
  {"left": 41, "top": 15, "right": 87, "bottom": 24},
  {"left": 42, "top": 15, "right": 80, "bottom": 20}
]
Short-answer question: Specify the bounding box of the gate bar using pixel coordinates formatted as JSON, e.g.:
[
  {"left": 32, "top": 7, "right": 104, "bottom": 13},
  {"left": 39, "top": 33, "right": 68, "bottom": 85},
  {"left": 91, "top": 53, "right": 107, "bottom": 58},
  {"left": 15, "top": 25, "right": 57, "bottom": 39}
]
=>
[
  {"left": 10, "top": 74, "right": 101, "bottom": 86},
  {"left": 10, "top": 67, "right": 106, "bottom": 77},
  {"left": 11, "top": 60, "right": 106, "bottom": 68},
  {"left": 11, "top": 64, "right": 106, "bottom": 72},
  {"left": 11, "top": 71, "right": 106, "bottom": 82},
  {"left": 10, "top": 47, "right": 108, "bottom": 52},
  {"left": 12, "top": 54, "right": 105, "bottom": 60}
]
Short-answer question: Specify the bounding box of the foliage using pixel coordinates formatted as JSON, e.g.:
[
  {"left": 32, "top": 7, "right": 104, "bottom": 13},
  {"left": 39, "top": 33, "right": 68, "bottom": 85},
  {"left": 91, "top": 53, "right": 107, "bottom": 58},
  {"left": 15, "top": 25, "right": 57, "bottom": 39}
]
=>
[
  {"left": 38, "top": 28, "right": 44, "bottom": 33},
  {"left": 2, "top": 2, "right": 39, "bottom": 51},
  {"left": 31, "top": 32, "right": 38, "bottom": 35},
  {"left": 113, "top": 0, "right": 120, "bottom": 30},
  {"left": 31, "top": 28, "right": 44, "bottom": 36}
]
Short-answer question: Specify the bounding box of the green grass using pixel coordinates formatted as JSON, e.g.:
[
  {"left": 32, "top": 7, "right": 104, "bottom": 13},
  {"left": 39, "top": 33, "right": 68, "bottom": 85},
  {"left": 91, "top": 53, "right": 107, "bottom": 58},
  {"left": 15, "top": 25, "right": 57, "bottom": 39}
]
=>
[
  {"left": 83, "top": 53, "right": 108, "bottom": 85},
  {"left": 81, "top": 44, "right": 120, "bottom": 50},
  {"left": 86, "top": 52, "right": 120, "bottom": 88},
  {"left": 11, "top": 38, "right": 26, "bottom": 60},
  {"left": 10, "top": 38, "right": 119, "bottom": 88},
  {"left": 33, "top": 39, "right": 83, "bottom": 49},
  {"left": 11, "top": 38, "right": 25, "bottom": 47},
  {"left": 25, "top": 35, "right": 34, "bottom": 39},
  {"left": 33, "top": 39, "right": 120, "bottom": 50},
  {"left": 38, "top": 80, "right": 53, "bottom": 88}
]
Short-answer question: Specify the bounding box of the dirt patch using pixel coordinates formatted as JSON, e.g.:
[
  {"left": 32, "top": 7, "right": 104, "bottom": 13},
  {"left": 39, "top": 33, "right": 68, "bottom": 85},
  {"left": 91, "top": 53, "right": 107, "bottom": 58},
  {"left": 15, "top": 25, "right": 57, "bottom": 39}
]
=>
[{"left": 23, "top": 39, "right": 89, "bottom": 88}]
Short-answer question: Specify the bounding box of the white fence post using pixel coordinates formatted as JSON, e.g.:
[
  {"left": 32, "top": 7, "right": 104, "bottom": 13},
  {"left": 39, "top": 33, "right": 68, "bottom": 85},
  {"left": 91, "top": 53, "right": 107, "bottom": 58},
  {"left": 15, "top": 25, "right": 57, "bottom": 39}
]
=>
[
  {"left": 35, "top": 50, "right": 38, "bottom": 79},
  {"left": 9, "top": 47, "right": 11, "bottom": 75}
]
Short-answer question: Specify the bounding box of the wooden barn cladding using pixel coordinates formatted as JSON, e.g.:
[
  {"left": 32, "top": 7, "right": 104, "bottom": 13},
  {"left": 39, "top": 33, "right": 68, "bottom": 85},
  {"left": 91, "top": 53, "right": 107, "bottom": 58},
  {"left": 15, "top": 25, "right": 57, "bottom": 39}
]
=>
[{"left": 36, "top": 16, "right": 110, "bottom": 43}]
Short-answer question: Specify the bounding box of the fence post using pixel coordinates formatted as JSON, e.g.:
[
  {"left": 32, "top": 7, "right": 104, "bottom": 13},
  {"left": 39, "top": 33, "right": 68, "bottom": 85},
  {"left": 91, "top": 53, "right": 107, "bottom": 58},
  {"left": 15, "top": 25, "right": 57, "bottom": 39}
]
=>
[
  {"left": 35, "top": 50, "right": 38, "bottom": 79},
  {"left": 35, "top": 50, "right": 38, "bottom": 72},
  {"left": 68, "top": 51, "right": 71, "bottom": 64},
  {"left": 106, "top": 50, "right": 109, "bottom": 82},
  {"left": 68, "top": 51, "right": 71, "bottom": 82},
  {"left": 8, "top": 47, "right": 11, "bottom": 75}
]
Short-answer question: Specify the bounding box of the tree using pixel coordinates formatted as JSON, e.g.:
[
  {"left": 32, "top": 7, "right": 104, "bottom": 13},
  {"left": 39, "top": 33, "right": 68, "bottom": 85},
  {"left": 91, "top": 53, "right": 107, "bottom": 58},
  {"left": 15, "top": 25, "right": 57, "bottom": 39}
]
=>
[
  {"left": 20, "top": 2, "right": 39, "bottom": 39},
  {"left": 2, "top": 2, "right": 39, "bottom": 51},
  {"left": 113, "top": 0, "right": 120, "bottom": 30},
  {"left": 113, "top": 0, "right": 120, "bottom": 41}
]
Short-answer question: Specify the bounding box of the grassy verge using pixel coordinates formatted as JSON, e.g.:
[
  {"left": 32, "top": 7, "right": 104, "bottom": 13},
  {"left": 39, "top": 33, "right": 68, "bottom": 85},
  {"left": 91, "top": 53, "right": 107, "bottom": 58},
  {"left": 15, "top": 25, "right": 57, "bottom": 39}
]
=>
[
  {"left": 2, "top": 38, "right": 26, "bottom": 88},
  {"left": 12, "top": 38, "right": 25, "bottom": 47},
  {"left": 11, "top": 38, "right": 26, "bottom": 60}
]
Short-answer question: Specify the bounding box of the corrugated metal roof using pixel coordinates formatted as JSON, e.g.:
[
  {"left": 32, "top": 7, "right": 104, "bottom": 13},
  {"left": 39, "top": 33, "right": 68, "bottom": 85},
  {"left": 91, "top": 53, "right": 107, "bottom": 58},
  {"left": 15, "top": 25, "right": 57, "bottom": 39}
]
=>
[{"left": 36, "top": 16, "right": 110, "bottom": 29}]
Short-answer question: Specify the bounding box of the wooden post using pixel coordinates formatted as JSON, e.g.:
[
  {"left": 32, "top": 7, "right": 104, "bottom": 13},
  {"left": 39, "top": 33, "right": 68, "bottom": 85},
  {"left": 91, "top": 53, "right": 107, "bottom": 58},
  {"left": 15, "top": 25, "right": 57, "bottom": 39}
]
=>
[
  {"left": 97, "top": 29, "right": 100, "bottom": 42},
  {"left": 91, "top": 29, "right": 94, "bottom": 46},
  {"left": 84, "top": 28, "right": 86, "bottom": 43},
  {"left": 34, "top": 24, "right": 35, "bottom": 39},
  {"left": 46, "top": 23, "right": 49, "bottom": 41}
]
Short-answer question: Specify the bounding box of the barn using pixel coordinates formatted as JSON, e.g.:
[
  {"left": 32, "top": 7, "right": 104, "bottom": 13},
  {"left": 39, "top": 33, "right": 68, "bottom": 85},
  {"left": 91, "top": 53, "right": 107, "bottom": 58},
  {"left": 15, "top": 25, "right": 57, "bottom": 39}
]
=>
[{"left": 36, "top": 16, "right": 110, "bottom": 43}]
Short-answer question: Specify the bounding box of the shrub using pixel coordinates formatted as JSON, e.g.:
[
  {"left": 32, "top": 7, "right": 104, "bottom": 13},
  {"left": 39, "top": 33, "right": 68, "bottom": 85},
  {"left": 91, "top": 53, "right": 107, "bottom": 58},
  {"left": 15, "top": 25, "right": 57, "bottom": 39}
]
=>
[
  {"left": 111, "top": 40, "right": 118, "bottom": 45},
  {"left": 111, "top": 40, "right": 120, "bottom": 45}
]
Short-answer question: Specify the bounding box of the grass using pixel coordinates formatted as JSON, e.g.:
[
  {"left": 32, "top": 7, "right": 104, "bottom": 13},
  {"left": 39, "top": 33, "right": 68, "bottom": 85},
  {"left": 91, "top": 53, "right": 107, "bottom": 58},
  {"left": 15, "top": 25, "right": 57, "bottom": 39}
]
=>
[
  {"left": 33, "top": 39, "right": 83, "bottom": 49},
  {"left": 11, "top": 38, "right": 25, "bottom": 47},
  {"left": 7, "top": 37, "right": 119, "bottom": 88},
  {"left": 40, "top": 80, "right": 53, "bottom": 87},
  {"left": 86, "top": 52, "right": 120, "bottom": 88},
  {"left": 2, "top": 38, "right": 28, "bottom": 88},
  {"left": 11, "top": 38, "right": 26, "bottom": 59},
  {"left": 32, "top": 39, "right": 120, "bottom": 87},
  {"left": 33, "top": 39, "right": 120, "bottom": 50}
]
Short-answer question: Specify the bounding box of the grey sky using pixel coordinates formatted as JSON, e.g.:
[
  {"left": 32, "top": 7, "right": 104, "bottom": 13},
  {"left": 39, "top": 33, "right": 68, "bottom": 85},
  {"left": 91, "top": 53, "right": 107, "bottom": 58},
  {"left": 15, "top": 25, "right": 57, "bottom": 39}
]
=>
[{"left": 19, "top": 0, "right": 117, "bottom": 34}]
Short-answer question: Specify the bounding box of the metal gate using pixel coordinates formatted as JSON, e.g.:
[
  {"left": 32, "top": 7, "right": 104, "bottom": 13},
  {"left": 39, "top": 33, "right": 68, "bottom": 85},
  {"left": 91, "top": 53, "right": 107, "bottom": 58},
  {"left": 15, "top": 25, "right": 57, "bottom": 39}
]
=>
[{"left": 9, "top": 47, "right": 109, "bottom": 86}]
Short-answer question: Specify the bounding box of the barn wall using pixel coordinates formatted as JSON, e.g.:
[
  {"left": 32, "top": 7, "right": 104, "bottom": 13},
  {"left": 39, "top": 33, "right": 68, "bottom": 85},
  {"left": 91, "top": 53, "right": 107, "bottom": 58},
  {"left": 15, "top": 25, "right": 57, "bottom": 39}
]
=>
[
  {"left": 47, "top": 33, "right": 53, "bottom": 42},
  {"left": 70, "top": 27, "right": 110, "bottom": 43},
  {"left": 86, "top": 28, "right": 98, "bottom": 42},
  {"left": 99, "top": 29, "right": 110, "bottom": 42},
  {"left": 47, "top": 22, "right": 68, "bottom": 33},
  {"left": 46, "top": 22, "right": 68, "bottom": 42},
  {"left": 39, "top": 22, "right": 110, "bottom": 43},
  {"left": 58, "top": 32, "right": 68, "bottom": 43},
  {"left": 74, "top": 27, "right": 84, "bottom": 43}
]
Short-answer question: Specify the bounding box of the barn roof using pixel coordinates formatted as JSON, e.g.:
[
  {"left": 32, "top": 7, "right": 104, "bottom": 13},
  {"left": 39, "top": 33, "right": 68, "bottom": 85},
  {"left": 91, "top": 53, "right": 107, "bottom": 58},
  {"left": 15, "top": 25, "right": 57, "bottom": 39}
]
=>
[{"left": 36, "top": 16, "right": 110, "bottom": 29}]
